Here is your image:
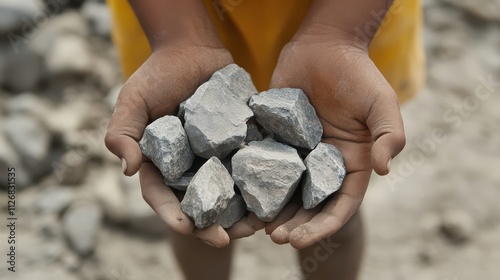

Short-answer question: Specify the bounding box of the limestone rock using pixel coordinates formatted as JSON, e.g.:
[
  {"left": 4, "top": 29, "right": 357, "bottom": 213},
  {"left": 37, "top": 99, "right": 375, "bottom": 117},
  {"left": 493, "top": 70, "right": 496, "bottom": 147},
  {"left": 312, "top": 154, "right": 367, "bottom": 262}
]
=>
[
  {"left": 139, "top": 115, "right": 194, "bottom": 182},
  {"left": 302, "top": 143, "right": 346, "bottom": 209},
  {"left": 249, "top": 88, "right": 323, "bottom": 150},
  {"left": 63, "top": 201, "right": 103, "bottom": 256},
  {"left": 210, "top": 64, "right": 258, "bottom": 103},
  {"left": 1, "top": 48, "right": 44, "bottom": 92},
  {"left": 181, "top": 157, "right": 235, "bottom": 228},
  {"left": 37, "top": 187, "right": 75, "bottom": 214},
  {"left": 245, "top": 123, "right": 263, "bottom": 144},
  {"left": 46, "top": 34, "right": 93, "bottom": 75},
  {"left": 81, "top": 1, "right": 111, "bottom": 37},
  {"left": 184, "top": 79, "right": 253, "bottom": 158},
  {"left": 232, "top": 140, "right": 306, "bottom": 222},
  {"left": 164, "top": 172, "right": 194, "bottom": 192},
  {"left": 218, "top": 194, "right": 247, "bottom": 228}
]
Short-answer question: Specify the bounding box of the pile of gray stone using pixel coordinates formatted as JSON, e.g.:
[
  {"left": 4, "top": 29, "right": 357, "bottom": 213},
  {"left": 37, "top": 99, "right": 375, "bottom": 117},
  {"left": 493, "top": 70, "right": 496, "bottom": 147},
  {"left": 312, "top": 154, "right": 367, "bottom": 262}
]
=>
[{"left": 140, "top": 64, "right": 346, "bottom": 228}]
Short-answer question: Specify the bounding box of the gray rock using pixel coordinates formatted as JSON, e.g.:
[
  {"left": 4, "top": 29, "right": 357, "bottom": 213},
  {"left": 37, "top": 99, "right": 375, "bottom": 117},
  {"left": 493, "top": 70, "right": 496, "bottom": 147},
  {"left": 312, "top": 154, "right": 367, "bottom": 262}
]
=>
[
  {"left": 45, "top": 34, "right": 94, "bottom": 74},
  {"left": 181, "top": 157, "right": 235, "bottom": 228},
  {"left": 37, "top": 187, "right": 75, "bottom": 214},
  {"left": 232, "top": 140, "right": 306, "bottom": 222},
  {"left": 0, "top": 0, "right": 41, "bottom": 35},
  {"left": 4, "top": 92, "right": 48, "bottom": 115},
  {"left": 4, "top": 114, "right": 52, "bottom": 178},
  {"left": 63, "top": 201, "right": 103, "bottom": 256},
  {"left": 0, "top": 124, "right": 32, "bottom": 188},
  {"left": 1, "top": 48, "right": 44, "bottom": 92},
  {"left": 249, "top": 88, "right": 323, "bottom": 150},
  {"left": 140, "top": 115, "right": 194, "bottom": 182},
  {"left": 218, "top": 194, "right": 247, "bottom": 228},
  {"left": 442, "top": 0, "right": 500, "bottom": 22},
  {"left": 177, "top": 99, "right": 187, "bottom": 122},
  {"left": 245, "top": 123, "right": 263, "bottom": 144},
  {"left": 184, "top": 79, "right": 254, "bottom": 158},
  {"left": 210, "top": 64, "right": 258, "bottom": 103},
  {"left": 302, "top": 143, "right": 346, "bottom": 209},
  {"left": 81, "top": 1, "right": 111, "bottom": 37},
  {"left": 164, "top": 172, "right": 194, "bottom": 191}
]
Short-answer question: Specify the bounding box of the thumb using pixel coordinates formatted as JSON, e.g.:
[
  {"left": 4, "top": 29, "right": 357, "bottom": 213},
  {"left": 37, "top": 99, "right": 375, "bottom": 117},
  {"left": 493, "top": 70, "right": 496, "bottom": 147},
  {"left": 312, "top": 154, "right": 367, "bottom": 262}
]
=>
[
  {"left": 105, "top": 84, "right": 149, "bottom": 176},
  {"left": 366, "top": 91, "right": 406, "bottom": 176}
]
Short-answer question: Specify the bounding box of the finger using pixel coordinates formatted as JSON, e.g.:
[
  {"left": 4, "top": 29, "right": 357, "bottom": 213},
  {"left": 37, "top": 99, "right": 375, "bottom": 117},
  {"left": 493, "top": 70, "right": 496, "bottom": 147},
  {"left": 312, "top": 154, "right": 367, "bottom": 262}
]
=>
[
  {"left": 140, "top": 162, "right": 194, "bottom": 235},
  {"left": 193, "top": 224, "right": 230, "bottom": 248},
  {"left": 366, "top": 90, "right": 406, "bottom": 175},
  {"left": 105, "top": 84, "right": 149, "bottom": 176},
  {"left": 270, "top": 207, "right": 321, "bottom": 245},
  {"left": 227, "top": 212, "right": 265, "bottom": 239},
  {"left": 288, "top": 170, "right": 370, "bottom": 249},
  {"left": 265, "top": 202, "right": 302, "bottom": 235}
]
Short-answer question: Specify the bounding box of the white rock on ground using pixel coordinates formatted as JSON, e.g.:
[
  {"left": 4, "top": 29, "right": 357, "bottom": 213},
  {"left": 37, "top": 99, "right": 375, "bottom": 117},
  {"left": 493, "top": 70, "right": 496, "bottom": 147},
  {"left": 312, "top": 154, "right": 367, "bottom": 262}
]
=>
[
  {"left": 181, "top": 157, "right": 235, "bottom": 228},
  {"left": 232, "top": 140, "right": 306, "bottom": 222},
  {"left": 249, "top": 88, "right": 323, "bottom": 150},
  {"left": 302, "top": 143, "right": 346, "bottom": 209},
  {"left": 45, "top": 34, "right": 94, "bottom": 74},
  {"left": 140, "top": 115, "right": 194, "bottom": 182},
  {"left": 63, "top": 201, "right": 103, "bottom": 256},
  {"left": 184, "top": 79, "right": 254, "bottom": 158}
]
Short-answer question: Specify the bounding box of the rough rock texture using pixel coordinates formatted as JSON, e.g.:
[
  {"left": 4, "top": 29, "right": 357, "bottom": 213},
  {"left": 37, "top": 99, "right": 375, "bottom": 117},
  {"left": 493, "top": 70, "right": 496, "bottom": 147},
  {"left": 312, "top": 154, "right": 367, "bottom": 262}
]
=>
[
  {"left": 249, "top": 88, "right": 323, "bottom": 150},
  {"left": 63, "top": 201, "right": 103, "bottom": 256},
  {"left": 302, "top": 143, "right": 346, "bottom": 209},
  {"left": 184, "top": 79, "right": 253, "bottom": 158},
  {"left": 218, "top": 194, "right": 247, "bottom": 228},
  {"left": 232, "top": 140, "right": 306, "bottom": 222},
  {"left": 164, "top": 172, "right": 194, "bottom": 192},
  {"left": 180, "top": 157, "right": 235, "bottom": 228},
  {"left": 210, "top": 64, "right": 258, "bottom": 103},
  {"left": 139, "top": 115, "right": 194, "bottom": 182}
]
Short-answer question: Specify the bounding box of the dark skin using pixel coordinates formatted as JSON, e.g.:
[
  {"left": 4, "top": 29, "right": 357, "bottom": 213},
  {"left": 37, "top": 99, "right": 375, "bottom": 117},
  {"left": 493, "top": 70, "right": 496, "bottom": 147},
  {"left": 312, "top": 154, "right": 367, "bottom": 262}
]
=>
[{"left": 106, "top": 0, "right": 405, "bottom": 278}]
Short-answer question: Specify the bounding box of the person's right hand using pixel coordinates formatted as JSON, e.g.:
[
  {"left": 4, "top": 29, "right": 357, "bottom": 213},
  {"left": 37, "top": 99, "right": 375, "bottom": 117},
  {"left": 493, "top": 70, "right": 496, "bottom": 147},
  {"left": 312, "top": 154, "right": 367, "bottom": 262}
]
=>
[{"left": 105, "top": 44, "right": 264, "bottom": 248}]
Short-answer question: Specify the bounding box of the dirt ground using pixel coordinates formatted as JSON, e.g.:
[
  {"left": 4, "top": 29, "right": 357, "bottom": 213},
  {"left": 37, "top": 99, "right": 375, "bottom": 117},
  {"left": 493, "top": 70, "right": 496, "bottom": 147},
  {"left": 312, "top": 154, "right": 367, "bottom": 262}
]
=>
[{"left": 1, "top": 1, "right": 500, "bottom": 279}]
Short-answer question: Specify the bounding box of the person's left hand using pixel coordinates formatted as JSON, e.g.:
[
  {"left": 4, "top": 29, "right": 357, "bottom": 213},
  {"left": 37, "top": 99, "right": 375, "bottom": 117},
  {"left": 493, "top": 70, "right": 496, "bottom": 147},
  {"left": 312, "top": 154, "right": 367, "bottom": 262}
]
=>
[{"left": 264, "top": 28, "right": 406, "bottom": 249}]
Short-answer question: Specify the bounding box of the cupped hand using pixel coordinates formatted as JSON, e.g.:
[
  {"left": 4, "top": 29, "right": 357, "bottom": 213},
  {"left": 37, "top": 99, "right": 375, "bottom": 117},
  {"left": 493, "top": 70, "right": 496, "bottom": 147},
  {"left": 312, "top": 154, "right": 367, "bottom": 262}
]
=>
[
  {"left": 105, "top": 44, "right": 264, "bottom": 247},
  {"left": 265, "top": 31, "right": 406, "bottom": 249}
]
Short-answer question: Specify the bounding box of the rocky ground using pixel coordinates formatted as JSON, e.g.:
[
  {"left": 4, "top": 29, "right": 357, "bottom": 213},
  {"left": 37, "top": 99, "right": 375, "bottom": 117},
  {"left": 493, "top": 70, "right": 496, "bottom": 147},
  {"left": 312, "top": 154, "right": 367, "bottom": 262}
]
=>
[{"left": 0, "top": 0, "right": 499, "bottom": 279}]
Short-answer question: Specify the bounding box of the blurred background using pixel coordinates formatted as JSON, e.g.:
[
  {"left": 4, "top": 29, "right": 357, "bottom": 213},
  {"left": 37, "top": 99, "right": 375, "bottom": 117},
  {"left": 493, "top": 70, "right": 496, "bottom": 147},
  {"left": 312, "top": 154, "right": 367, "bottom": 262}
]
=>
[{"left": 0, "top": 0, "right": 499, "bottom": 279}]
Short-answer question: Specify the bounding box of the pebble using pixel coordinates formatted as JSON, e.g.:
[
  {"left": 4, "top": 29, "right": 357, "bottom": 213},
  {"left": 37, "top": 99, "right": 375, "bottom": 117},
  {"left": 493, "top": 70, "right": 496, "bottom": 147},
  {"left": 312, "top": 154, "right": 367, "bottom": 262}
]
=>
[
  {"left": 181, "top": 157, "right": 235, "bottom": 228},
  {"left": 210, "top": 63, "right": 258, "bottom": 103},
  {"left": 63, "top": 201, "right": 103, "bottom": 256},
  {"left": 232, "top": 140, "right": 306, "bottom": 222},
  {"left": 302, "top": 143, "right": 346, "bottom": 209},
  {"left": 140, "top": 115, "right": 194, "bottom": 182},
  {"left": 218, "top": 194, "right": 247, "bottom": 228},
  {"left": 45, "top": 34, "right": 94, "bottom": 74},
  {"left": 37, "top": 187, "right": 75, "bottom": 214},
  {"left": 81, "top": 1, "right": 111, "bottom": 37},
  {"left": 249, "top": 88, "right": 323, "bottom": 150},
  {"left": 184, "top": 79, "right": 254, "bottom": 158}
]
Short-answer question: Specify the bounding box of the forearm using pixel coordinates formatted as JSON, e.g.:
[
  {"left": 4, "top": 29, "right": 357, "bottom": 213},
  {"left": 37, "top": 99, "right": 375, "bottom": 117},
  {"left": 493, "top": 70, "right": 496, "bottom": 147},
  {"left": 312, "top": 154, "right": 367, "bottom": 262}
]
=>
[
  {"left": 295, "top": 0, "right": 394, "bottom": 47},
  {"left": 128, "top": 0, "right": 222, "bottom": 50}
]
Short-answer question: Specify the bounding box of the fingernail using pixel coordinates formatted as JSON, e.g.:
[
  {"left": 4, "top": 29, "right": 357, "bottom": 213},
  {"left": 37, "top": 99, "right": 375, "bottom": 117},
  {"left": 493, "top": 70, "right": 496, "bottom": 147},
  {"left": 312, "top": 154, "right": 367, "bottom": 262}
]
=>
[
  {"left": 201, "top": 240, "right": 216, "bottom": 247},
  {"left": 121, "top": 158, "right": 127, "bottom": 174},
  {"left": 387, "top": 158, "right": 392, "bottom": 173}
]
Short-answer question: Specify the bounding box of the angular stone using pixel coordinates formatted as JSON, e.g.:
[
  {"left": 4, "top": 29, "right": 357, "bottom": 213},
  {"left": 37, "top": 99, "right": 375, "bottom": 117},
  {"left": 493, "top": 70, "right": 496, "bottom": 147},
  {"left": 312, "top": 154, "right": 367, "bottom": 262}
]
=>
[
  {"left": 139, "top": 115, "right": 194, "bottom": 182},
  {"left": 249, "top": 88, "right": 323, "bottom": 150},
  {"left": 211, "top": 64, "right": 258, "bottom": 103},
  {"left": 218, "top": 194, "right": 247, "bottom": 228},
  {"left": 184, "top": 79, "right": 253, "bottom": 159},
  {"left": 303, "top": 143, "right": 346, "bottom": 209},
  {"left": 232, "top": 140, "right": 306, "bottom": 222},
  {"left": 181, "top": 157, "right": 235, "bottom": 228},
  {"left": 245, "top": 123, "right": 263, "bottom": 144}
]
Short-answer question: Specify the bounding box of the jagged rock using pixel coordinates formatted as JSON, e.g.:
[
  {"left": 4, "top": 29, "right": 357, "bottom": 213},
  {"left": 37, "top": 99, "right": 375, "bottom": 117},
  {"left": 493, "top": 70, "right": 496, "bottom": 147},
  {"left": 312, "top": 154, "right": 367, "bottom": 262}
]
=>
[
  {"left": 249, "top": 88, "right": 323, "bottom": 150},
  {"left": 140, "top": 115, "right": 194, "bottom": 182},
  {"left": 232, "top": 140, "right": 306, "bottom": 222},
  {"left": 184, "top": 79, "right": 253, "bottom": 158},
  {"left": 177, "top": 99, "right": 187, "bottom": 123},
  {"left": 180, "top": 157, "right": 235, "bottom": 228},
  {"left": 302, "top": 143, "right": 346, "bottom": 209},
  {"left": 63, "top": 201, "right": 103, "bottom": 256},
  {"left": 210, "top": 64, "right": 258, "bottom": 103},
  {"left": 218, "top": 194, "right": 247, "bottom": 228},
  {"left": 245, "top": 123, "right": 263, "bottom": 144},
  {"left": 164, "top": 172, "right": 194, "bottom": 192}
]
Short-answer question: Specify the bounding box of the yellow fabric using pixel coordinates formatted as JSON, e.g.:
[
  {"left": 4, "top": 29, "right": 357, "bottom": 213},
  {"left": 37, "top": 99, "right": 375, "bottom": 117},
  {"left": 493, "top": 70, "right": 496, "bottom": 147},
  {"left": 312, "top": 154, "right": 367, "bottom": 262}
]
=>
[{"left": 107, "top": 0, "right": 424, "bottom": 103}]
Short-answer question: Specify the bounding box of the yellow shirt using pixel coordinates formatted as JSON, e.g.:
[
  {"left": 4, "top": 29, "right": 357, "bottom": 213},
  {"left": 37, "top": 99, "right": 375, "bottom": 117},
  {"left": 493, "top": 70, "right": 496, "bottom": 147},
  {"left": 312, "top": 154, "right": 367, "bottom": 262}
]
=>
[{"left": 107, "top": 0, "right": 424, "bottom": 103}]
